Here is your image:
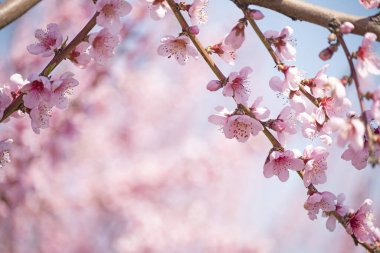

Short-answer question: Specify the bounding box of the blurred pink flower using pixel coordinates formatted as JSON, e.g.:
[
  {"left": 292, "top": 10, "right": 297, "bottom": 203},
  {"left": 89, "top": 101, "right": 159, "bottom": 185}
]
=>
[
  {"left": 341, "top": 143, "right": 370, "bottom": 170},
  {"left": 248, "top": 9, "right": 264, "bottom": 20},
  {"left": 356, "top": 33, "right": 380, "bottom": 78},
  {"left": 223, "top": 66, "right": 252, "bottom": 105},
  {"left": 157, "top": 35, "right": 198, "bottom": 65},
  {"left": 302, "top": 145, "right": 328, "bottom": 187},
  {"left": 264, "top": 26, "right": 296, "bottom": 61},
  {"left": 304, "top": 191, "right": 336, "bottom": 220},
  {"left": 224, "top": 20, "right": 246, "bottom": 49},
  {"left": 27, "top": 23, "right": 63, "bottom": 57},
  {"left": 68, "top": 42, "right": 91, "bottom": 68},
  {"left": 95, "top": 0, "right": 132, "bottom": 32},
  {"left": 51, "top": 72, "right": 79, "bottom": 109},
  {"left": 328, "top": 117, "right": 365, "bottom": 151},
  {"left": 340, "top": 22, "right": 354, "bottom": 34},
  {"left": 188, "top": 0, "right": 208, "bottom": 25},
  {"left": 89, "top": 28, "right": 120, "bottom": 64},
  {"left": 145, "top": 0, "right": 170, "bottom": 20},
  {"left": 210, "top": 42, "right": 236, "bottom": 65},
  {"left": 263, "top": 149, "right": 304, "bottom": 182}
]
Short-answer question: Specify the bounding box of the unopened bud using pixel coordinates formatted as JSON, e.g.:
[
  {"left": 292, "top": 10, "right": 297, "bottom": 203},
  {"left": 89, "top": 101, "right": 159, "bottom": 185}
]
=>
[
  {"left": 340, "top": 22, "right": 354, "bottom": 34},
  {"left": 188, "top": 25, "right": 199, "bottom": 35},
  {"left": 207, "top": 80, "right": 222, "bottom": 91},
  {"left": 249, "top": 9, "right": 264, "bottom": 20},
  {"left": 319, "top": 46, "right": 336, "bottom": 61}
]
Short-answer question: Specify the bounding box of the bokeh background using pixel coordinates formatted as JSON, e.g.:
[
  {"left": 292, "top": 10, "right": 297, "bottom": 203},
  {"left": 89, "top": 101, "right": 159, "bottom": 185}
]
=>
[{"left": 0, "top": 0, "right": 379, "bottom": 252}]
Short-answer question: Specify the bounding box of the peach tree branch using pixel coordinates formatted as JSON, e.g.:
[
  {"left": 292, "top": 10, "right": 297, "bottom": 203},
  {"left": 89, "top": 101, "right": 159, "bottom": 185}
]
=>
[{"left": 0, "top": 0, "right": 41, "bottom": 29}]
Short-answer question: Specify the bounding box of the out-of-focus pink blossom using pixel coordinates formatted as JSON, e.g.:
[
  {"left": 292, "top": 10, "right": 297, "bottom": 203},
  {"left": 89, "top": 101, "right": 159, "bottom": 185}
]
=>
[
  {"left": 340, "top": 22, "right": 354, "bottom": 34},
  {"left": 157, "top": 35, "right": 198, "bottom": 65},
  {"left": 250, "top": 96, "right": 270, "bottom": 120},
  {"left": 30, "top": 101, "right": 53, "bottom": 134},
  {"left": 21, "top": 74, "right": 52, "bottom": 109},
  {"left": 328, "top": 116, "right": 365, "bottom": 151},
  {"left": 27, "top": 23, "right": 63, "bottom": 57},
  {"left": 341, "top": 143, "right": 370, "bottom": 170},
  {"left": 269, "top": 66, "right": 301, "bottom": 92},
  {"left": 89, "top": 28, "right": 120, "bottom": 64},
  {"left": 224, "top": 20, "right": 246, "bottom": 49},
  {"left": 248, "top": 9, "right": 264, "bottom": 20},
  {"left": 326, "top": 193, "right": 348, "bottom": 232},
  {"left": 208, "top": 106, "right": 263, "bottom": 142},
  {"left": 346, "top": 199, "right": 379, "bottom": 243},
  {"left": 96, "top": 0, "right": 132, "bottom": 32},
  {"left": 0, "top": 139, "right": 12, "bottom": 168},
  {"left": 264, "top": 26, "right": 296, "bottom": 61},
  {"left": 223, "top": 66, "right": 252, "bottom": 105},
  {"left": 356, "top": 33, "right": 380, "bottom": 78},
  {"left": 188, "top": 0, "right": 208, "bottom": 25},
  {"left": 145, "top": 0, "right": 170, "bottom": 20},
  {"left": 68, "top": 42, "right": 91, "bottom": 68},
  {"left": 306, "top": 65, "right": 328, "bottom": 97},
  {"left": 304, "top": 191, "right": 336, "bottom": 220},
  {"left": 210, "top": 42, "right": 236, "bottom": 65},
  {"left": 50, "top": 72, "right": 79, "bottom": 109},
  {"left": 268, "top": 106, "right": 297, "bottom": 144},
  {"left": 298, "top": 112, "right": 332, "bottom": 144},
  {"left": 263, "top": 149, "right": 304, "bottom": 182},
  {"left": 302, "top": 145, "right": 328, "bottom": 187},
  {"left": 359, "top": 0, "right": 380, "bottom": 9}
]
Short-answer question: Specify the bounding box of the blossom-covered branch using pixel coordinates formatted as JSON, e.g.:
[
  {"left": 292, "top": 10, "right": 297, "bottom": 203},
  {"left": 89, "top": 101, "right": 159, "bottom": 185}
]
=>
[
  {"left": 238, "top": 0, "right": 380, "bottom": 41},
  {"left": 0, "top": 0, "right": 41, "bottom": 29}
]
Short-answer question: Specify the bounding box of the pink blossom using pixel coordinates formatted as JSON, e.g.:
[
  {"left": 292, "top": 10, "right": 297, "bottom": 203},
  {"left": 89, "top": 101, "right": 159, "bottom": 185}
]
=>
[
  {"left": 208, "top": 107, "right": 263, "bottom": 142},
  {"left": 328, "top": 117, "right": 365, "bottom": 151},
  {"left": 346, "top": 199, "right": 379, "bottom": 243},
  {"left": 21, "top": 74, "right": 52, "bottom": 109},
  {"left": 340, "top": 22, "right": 354, "bottom": 34},
  {"left": 50, "top": 72, "right": 79, "bottom": 109},
  {"left": 188, "top": 25, "right": 200, "bottom": 35},
  {"left": 89, "top": 28, "right": 120, "bottom": 64},
  {"left": 248, "top": 9, "right": 264, "bottom": 20},
  {"left": 0, "top": 139, "right": 13, "bottom": 168},
  {"left": 298, "top": 112, "right": 332, "bottom": 144},
  {"left": 223, "top": 66, "right": 252, "bottom": 105},
  {"left": 0, "top": 88, "right": 12, "bottom": 120},
  {"left": 210, "top": 42, "right": 236, "bottom": 65},
  {"left": 326, "top": 193, "right": 348, "bottom": 232},
  {"left": 307, "top": 65, "right": 328, "bottom": 98},
  {"left": 264, "top": 26, "right": 296, "bottom": 61},
  {"left": 96, "top": 0, "right": 132, "bottom": 32},
  {"left": 145, "top": 0, "right": 170, "bottom": 20},
  {"left": 157, "top": 35, "right": 198, "bottom": 65},
  {"left": 319, "top": 45, "right": 337, "bottom": 61},
  {"left": 250, "top": 96, "right": 270, "bottom": 120},
  {"left": 30, "top": 101, "right": 53, "bottom": 134},
  {"left": 356, "top": 33, "right": 380, "bottom": 78},
  {"left": 302, "top": 145, "right": 328, "bottom": 187},
  {"left": 341, "top": 143, "right": 370, "bottom": 170},
  {"left": 224, "top": 20, "right": 246, "bottom": 49},
  {"left": 68, "top": 42, "right": 91, "bottom": 68},
  {"left": 27, "top": 23, "right": 63, "bottom": 57},
  {"left": 188, "top": 0, "right": 208, "bottom": 25},
  {"left": 304, "top": 191, "right": 336, "bottom": 220},
  {"left": 359, "top": 0, "right": 380, "bottom": 9},
  {"left": 269, "top": 66, "right": 301, "bottom": 93},
  {"left": 268, "top": 106, "right": 297, "bottom": 144},
  {"left": 289, "top": 92, "right": 306, "bottom": 114},
  {"left": 263, "top": 149, "right": 304, "bottom": 182}
]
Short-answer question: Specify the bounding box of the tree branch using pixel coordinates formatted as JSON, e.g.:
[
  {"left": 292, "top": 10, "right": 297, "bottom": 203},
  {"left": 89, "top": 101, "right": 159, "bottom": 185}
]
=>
[
  {"left": 239, "top": 0, "right": 380, "bottom": 42},
  {"left": 0, "top": 0, "right": 41, "bottom": 29}
]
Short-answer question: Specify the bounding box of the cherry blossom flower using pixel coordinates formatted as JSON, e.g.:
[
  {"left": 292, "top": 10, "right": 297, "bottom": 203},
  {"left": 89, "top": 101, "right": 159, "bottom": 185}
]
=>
[
  {"left": 157, "top": 35, "right": 198, "bottom": 65},
  {"left": 346, "top": 199, "right": 379, "bottom": 243},
  {"left": 50, "top": 72, "right": 79, "bottom": 109},
  {"left": 298, "top": 112, "right": 332, "bottom": 144},
  {"left": 224, "top": 20, "right": 246, "bottom": 49},
  {"left": 326, "top": 193, "right": 348, "bottom": 232},
  {"left": 304, "top": 191, "right": 336, "bottom": 220},
  {"left": 208, "top": 106, "right": 263, "bottom": 142},
  {"left": 0, "top": 139, "right": 13, "bottom": 168},
  {"left": 356, "top": 33, "right": 380, "bottom": 78},
  {"left": 27, "top": 23, "right": 63, "bottom": 57},
  {"left": 68, "top": 42, "right": 91, "bottom": 68},
  {"left": 341, "top": 143, "right": 370, "bottom": 170},
  {"left": 264, "top": 26, "right": 296, "bottom": 61},
  {"left": 21, "top": 74, "right": 52, "bottom": 109},
  {"left": 268, "top": 106, "right": 297, "bottom": 144},
  {"left": 269, "top": 66, "right": 301, "bottom": 93},
  {"left": 359, "top": 0, "right": 380, "bottom": 9},
  {"left": 250, "top": 96, "right": 270, "bottom": 121},
  {"left": 302, "top": 145, "right": 329, "bottom": 187},
  {"left": 289, "top": 91, "right": 306, "bottom": 114},
  {"left": 30, "top": 101, "right": 53, "bottom": 134},
  {"left": 263, "top": 149, "right": 304, "bottom": 182},
  {"left": 188, "top": 0, "right": 208, "bottom": 25},
  {"left": 145, "top": 0, "right": 170, "bottom": 20},
  {"left": 328, "top": 116, "right": 365, "bottom": 151},
  {"left": 304, "top": 65, "right": 328, "bottom": 98},
  {"left": 95, "top": 0, "right": 132, "bottom": 32},
  {"left": 340, "top": 22, "right": 354, "bottom": 34},
  {"left": 210, "top": 42, "right": 236, "bottom": 65},
  {"left": 223, "top": 66, "right": 252, "bottom": 104},
  {"left": 89, "top": 28, "right": 120, "bottom": 64}
]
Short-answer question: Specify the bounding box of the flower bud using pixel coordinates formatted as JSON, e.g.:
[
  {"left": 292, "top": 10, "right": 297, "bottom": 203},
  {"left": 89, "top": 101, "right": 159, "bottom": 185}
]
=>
[{"left": 207, "top": 80, "right": 222, "bottom": 91}]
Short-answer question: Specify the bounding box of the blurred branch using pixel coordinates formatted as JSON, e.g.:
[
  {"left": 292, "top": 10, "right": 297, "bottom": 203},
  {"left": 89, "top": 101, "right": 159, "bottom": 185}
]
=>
[
  {"left": 239, "top": 0, "right": 380, "bottom": 41},
  {"left": 0, "top": 0, "right": 41, "bottom": 29}
]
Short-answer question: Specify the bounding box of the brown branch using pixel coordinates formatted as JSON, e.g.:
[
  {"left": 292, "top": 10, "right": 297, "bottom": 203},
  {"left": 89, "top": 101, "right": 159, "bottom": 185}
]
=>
[
  {"left": 239, "top": 0, "right": 380, "bottom": 42},
  {"left": 0, "top": 0, "right": 41, "bottom": 29}
]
